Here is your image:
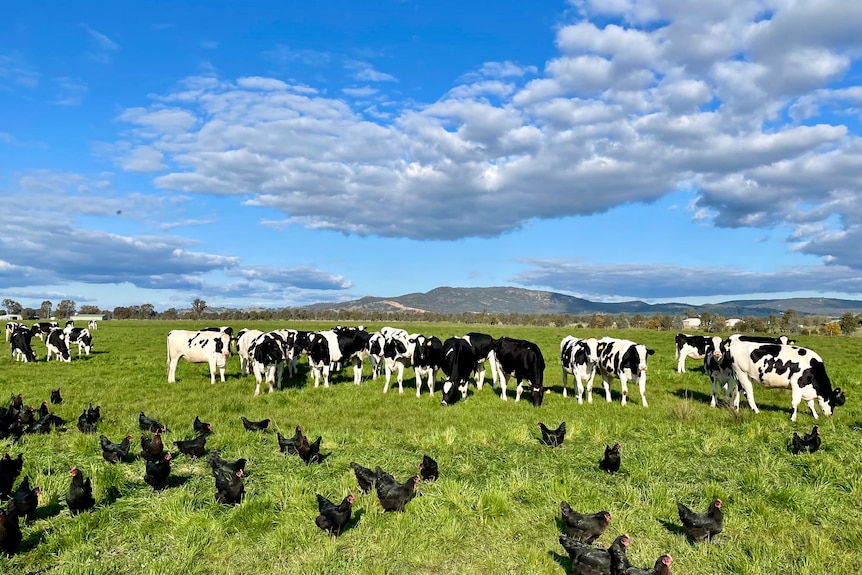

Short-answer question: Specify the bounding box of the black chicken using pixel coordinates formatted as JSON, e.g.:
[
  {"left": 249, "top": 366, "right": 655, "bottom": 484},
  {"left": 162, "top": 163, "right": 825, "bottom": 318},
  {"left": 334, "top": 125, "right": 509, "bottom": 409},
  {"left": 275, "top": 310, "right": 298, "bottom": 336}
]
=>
[
  {"left": 140, "top": 431, "right": 164, "bottom": 461},
  {"left": 207, "top": 450, "right": 248, "bottom": 476},
  {"left": 100, "top": 434, "right": 133, "bottom": 464},
  {"left": 241, "top": 416, "right": 270, "bottom": 432},
  {"left": 374, "top": 466, "right": 398, "bottom": 489},
  {"left": 277, "top": 426, "right": 303, "bottom": 455},
  {"left": 349, "top": 462, "right": 378, "bottom": 494},
  {"left": 173, "top": 434, "right": 208, "bottom": 458},
  {"left": 677, "top": 499, "right": 723, "bottom": 542},
  {"left": 792, "top": 425, "right": 821, "bottom": 454},
  {"left": 599, "top": 443, "right": 621, "bottom": 473},
  {"left": 87, "top": 403, "right": 101, "bottom": 423},
  {"left": 26, "top": 412, "right": 54, "bottom": 435},
  {"left": 298, "top": 435, "right": 323, "bottom": 464},
  {"left": 214, "top": 469, "right": 244, "bottom": 505},
  {"left": 193, "top": 415, "right": 213, "bottom": 436},
  {"left": 77, "top": 409, "right": 97, "bottom": 434},
  {"left": 37, "top": 401, "right": 50, "bottom": 419},
  {"left": 376, "top": 475, "right": 420, "bottom": 512},
  {"left": 0, "top": 507, "right": 22, "bottom": 557},
  {"left": 9, "top": 477, "right": 41, "bottom": 522},
  {"left": 139, "top": 411, "right": 168, "bottom": 433},
  {"left": 144, "top": 452, "right": 172, "bottom": 490},
  {"left": 538, "top": 421, "right": 566, "bottom": 447},
  {"left": 559, "top": 533, "right": 629, "bottom": 575},
  {"left": 609, "top": 534, "right": 673, "bottom": 575},
  {"left": 66, "top": 467, "right": 95, "bottom": 515},
  {"left": 561, "top": 501, "right": 611, "bottom": 544},
  {"left": 315, "top": 493, "right": 355, "bottom": 536},
  {"left": 0, "top": 453, "right": 23, "bottom": 499},
  {"left": 419, "top": 455, "right": 439, "bottom": 481},
  {"left": 50, "top": 388, "right": 62, "bottom": 404}
]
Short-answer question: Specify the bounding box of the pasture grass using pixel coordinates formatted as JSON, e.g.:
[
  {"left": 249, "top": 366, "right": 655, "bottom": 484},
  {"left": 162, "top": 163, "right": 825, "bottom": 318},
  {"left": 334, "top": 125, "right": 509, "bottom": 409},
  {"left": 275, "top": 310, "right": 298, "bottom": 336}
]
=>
[{"left": 0, "top": 321, "right": 860, "bottom": 574}]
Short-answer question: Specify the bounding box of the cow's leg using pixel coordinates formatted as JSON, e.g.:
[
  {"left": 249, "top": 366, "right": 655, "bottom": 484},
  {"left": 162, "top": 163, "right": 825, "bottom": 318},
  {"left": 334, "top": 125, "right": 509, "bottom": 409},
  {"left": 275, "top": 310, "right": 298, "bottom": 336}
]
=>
[
  {"left": 475, "top": 360, "right": 486, "bottom": 390},
  {"left": 677, "top": 354, "right": 686, "bottom": 373},
  {"left": 499, "top": 372, "right": 508, "bottom": 401},
  {"left": 323, "top": 365, "right": 331, "bottom": 388},
  {"left": 806, "top": 399, "right": 819, "bottom": 419},
  {"left": 311, "top": 364, "right": 321, "bottom": 388},
  {"left": 488, "top": 351, "right": 498, "bottom": 389},
  {"left": 602, "top": 376, "right": 612, "bottom": 403},
  {"left": 383, "top": 362, "right": 393, "bottom": 393},
  {"left": 638, "top": 372, "right": 648, "bottom": 408},
  {"left": 574, "top": 372, "right": 585, "bottom": 405},
  {"left": 515, "top": 379, "right": 523, "bottom": 402},
  {"left": 397, "top": 362, "right": 405, "bottom": 393},
  {"left": 168, "top": 356, "right": 181, "bottom": 383},
  {"left": 353, "top": 357, "right": 363, "bottom": 386},
  {"left": 733, "top": 374, "right": 759, "bottom": 414}
]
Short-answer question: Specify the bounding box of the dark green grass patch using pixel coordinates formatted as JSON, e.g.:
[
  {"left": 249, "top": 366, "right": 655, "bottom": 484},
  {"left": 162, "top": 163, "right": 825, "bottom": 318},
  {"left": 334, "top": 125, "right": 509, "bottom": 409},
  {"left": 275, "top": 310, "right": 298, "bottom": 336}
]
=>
[{"left": 0, "top": 321, "right": 860, "bottom": 574}]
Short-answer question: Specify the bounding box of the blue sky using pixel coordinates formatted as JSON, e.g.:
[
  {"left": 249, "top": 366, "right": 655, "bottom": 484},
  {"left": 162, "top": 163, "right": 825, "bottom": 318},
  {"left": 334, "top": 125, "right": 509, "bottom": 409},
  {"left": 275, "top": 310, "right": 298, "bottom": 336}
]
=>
[{"left": 3, "top": 0, "right": 862, "bottom": 312}]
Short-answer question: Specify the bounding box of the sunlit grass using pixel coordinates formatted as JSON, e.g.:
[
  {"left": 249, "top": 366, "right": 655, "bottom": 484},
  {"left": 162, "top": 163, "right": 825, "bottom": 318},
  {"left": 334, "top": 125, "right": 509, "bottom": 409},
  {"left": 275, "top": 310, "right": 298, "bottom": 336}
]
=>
[{"left": 0, "top": 321, "right": 859, "bottom": 574}]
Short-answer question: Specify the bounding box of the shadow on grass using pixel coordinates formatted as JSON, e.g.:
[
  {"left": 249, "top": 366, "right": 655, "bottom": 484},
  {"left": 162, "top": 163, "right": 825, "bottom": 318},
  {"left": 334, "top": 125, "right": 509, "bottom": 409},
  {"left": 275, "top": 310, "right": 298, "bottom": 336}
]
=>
[
  {"left": 343, "top": 507, "right": 364, "bottom": 533},
  {"left": 658, "top": 518, "right": 690, "bottom": 541},
  {"left": 164, "top": 474, "right": 194, "bottom": 489},
  {"left": 671, "top": 388, "right": 788, "bottom": 414},
  {"left": 35, "top": 496, "right": 64, "bottom": 521},
  {"left": 549, "top": 550, "right": 572, "bottom": 575},
  {"left": 19, "top": 527, "right": 47, "bottom": 553}
]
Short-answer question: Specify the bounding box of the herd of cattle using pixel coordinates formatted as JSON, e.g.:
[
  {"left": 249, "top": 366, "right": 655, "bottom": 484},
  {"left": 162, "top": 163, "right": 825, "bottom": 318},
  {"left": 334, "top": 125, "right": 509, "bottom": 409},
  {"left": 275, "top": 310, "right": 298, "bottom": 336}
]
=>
[
  {"left": 164, "top": 326, "right": 846, "bottom": 421},
  {"left": 5, "top": 320, "right": 96, "bottom": 364}
]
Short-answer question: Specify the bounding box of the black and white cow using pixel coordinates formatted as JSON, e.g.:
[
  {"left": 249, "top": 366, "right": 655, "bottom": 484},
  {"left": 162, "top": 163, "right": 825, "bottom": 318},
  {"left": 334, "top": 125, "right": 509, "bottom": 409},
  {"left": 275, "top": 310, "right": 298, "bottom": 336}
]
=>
[
  {"left": 492, "top": 337, "right": 547, "bottom": 406},
  {"left": 560, "top": 336, "right": 599, "bottom": 404},
  {"left": 167, "top": 329, "right": 231, "bottom": 385},
  {"left": 236, "top": 329, "right": 265, "bottom": 376},
  {"left": 366, "top": 331, "right": 386, "bottom": 379},
  {"left": 287, "top": 330, "right": 313, "bottom": 378},
  {"left": 440, "top": 337, "right": 477, "bottom": 406},
  {"left": 200, "top": 326, "right": 234, "bottom": 339},
  {"left": 675, "top": 334, "right": 723, "bottom": 373},
  {"left": 702, "top": 338, "right": 735, "bottom": 407},
  {"left": 45, "top": 327, "right": 71, "bottom": 362},
  {"left": 596, "top": 337, "right": 655, "bottom": 407},
  {"left": 10, "top": 326, "right": 37, "bottom": 362},
  {"left": 307, "top": 327, "right": 370, "bottom": 387},
  {"left": 5, "top": 322, "right": 24, "bottom": 342},
  {"left": 411, "top": 334, "right": 444, "bottom": 398},
  {"left": 381, "top": 328, "right": 413, "bottom": 394},
  {"left": 88, "top": 320, "right": 98, "bottom": 330},
  {"left": 463, "top": 332, "right": 498, "bottom": 390},
  {"left": 65, "top": 327, "right": 93, "bottom": 356},
  {"left": 249, "top": 331, "right": 287, "bottom": 396},
  {"left": 732, "top": 334, "right": 796, "bottom": 345},
  {"left": 725, "top": 339, "right": 846, "bottom": 421},
  {"left": 31, "top": 321, "right": 58, "bottom": 340}
]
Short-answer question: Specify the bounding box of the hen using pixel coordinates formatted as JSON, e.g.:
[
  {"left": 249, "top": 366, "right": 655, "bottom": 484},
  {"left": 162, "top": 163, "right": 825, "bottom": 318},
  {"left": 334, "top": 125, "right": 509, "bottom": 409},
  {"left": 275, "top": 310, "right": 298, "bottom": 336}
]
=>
[
  {"left": 0, "top": 453, "right": 24, "bottom": 499},
  {"left": 277, "top": 426, "right": 303, "bottom": 455},
  {"left": 376, "top": 475, "right": 420, "bottom": 512},
  {"left": 677, "top": 499, "right": 723, "bottom": 542},
  {"left": 0, "top": 507, "right": 22, "bottom": 557},
  {"left": 50, "top": 388, "right": 62, "bottom": 404},
  {"left": 298, "top": 435, "right": 323, "bottom": 464},
  {"left": 350, "top": 462, "right": 378, "bottom": 494},
  {"left": 214, "top": 469, "right": 245, "bottom": 505},
  {"left": 144, "top": 451, "right": 172, "bottom": 490},
  {"left": 609, "top": 535, "right": 673, "bottom": 575},
  {"left": 559, "top": 533, "right": 628, "bottom": 575},
  {"left": 173, "top": 434, "right": 208, "bottom": 458},
  {"left": 100, "top": 434, "right": 133, "bottom": 464},
  {"left": 315, "top": 493, "right": 355, "bottom": 536},
  {"left": 538, "top": 421, "right": 566, "bottom": 447},
  {"left": 140, "top": 431, "right": 164, "bottom": 461},
  {"left": 77, "top": 409, "right": 97, "bottom": 434},
  {"left": 139, "top": 411, "right": 168, "bottom": 433},
  {"left": 241, "top": 416, "right": 270, "bottom": 432},
  {"left": 87, "top": 403, "right": 101, "bottom": 423},
  {"left": 560, "top": 501, "right": 611, "bottom": 544},
  {"left": 419, "top": 454, "right": 439, "bottom": 481},
  {"left": 66, "top": 467, "right": 95, "bottom": 515},
  {"left": 207, "top": 450, "right": 248, "bottom": 476},
  {"left": 599, "top": 443, "right": 621, "bottom": 474},
  {"left": 193, "top": 415, "right": 213, "bottom": 436},
  {"left": 792, "top": 425, "right": 821, "bottom": 455},
  {"left": 9, "top": 477, "right": 41, "bottom": 522}
]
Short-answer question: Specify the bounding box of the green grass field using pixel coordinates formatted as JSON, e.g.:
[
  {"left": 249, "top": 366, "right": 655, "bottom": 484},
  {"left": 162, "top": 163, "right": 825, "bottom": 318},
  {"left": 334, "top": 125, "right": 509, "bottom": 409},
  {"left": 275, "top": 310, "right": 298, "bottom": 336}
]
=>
[{"left": 1, "top": 321, "right": 860, "bottom": 574}]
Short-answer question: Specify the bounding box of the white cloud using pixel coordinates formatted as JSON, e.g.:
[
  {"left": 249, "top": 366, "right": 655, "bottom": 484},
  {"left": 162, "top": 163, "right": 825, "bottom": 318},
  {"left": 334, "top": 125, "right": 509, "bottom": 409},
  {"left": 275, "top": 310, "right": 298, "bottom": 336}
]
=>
[
  {"left": 85, "top": 26, "right": 119, "bottom": 63},
  {"left": 51, "top": 77, "right": 88, "bottom": 106},
  {"left": 346, "top": 61, "right": 397, "bottom": 82}
]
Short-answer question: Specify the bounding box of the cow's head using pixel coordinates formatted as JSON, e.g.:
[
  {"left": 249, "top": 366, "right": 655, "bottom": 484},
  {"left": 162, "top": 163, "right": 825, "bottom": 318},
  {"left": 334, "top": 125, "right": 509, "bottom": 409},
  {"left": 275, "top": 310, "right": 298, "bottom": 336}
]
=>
[
  {"left": 819, "top": 386, "right": 846, "bottom": 416},
  {"left": 440, "top": 379, "right": 468, "bottom": 406},
  {"left": 529, "top": 385, "right": 551, "bottom": 407}
]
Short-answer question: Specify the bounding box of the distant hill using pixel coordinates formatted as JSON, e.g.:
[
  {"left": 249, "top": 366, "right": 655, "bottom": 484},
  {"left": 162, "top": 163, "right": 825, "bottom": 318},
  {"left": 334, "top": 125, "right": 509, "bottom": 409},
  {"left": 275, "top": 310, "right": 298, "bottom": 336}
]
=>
[{"left": 301, "top": 286, "right": 862, "bottom": 317}]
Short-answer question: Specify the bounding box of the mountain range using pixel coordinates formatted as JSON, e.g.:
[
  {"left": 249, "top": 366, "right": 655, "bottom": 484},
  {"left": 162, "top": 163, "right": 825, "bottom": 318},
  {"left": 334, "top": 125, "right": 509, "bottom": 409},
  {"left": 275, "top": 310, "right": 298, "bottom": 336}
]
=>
[{"left": 302, "top": 286, "right": 862, "bottom": 317}]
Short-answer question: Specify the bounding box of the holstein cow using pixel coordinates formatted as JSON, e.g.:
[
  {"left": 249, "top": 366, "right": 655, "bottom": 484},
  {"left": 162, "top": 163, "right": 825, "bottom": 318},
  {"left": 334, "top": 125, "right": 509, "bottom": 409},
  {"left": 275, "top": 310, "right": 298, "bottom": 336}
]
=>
[
  {"left": 725, "top": 339, "right": 845, "bottom": 421},
  {"left": 46, "top": 327, "right": 72, "bottom": 362},
  {"left": 381, "top": 328, "right": 413, "bottom": 394},
  {"left": 307, "top": 327, "right": 370, "bottom": 387},
  {"left": 463, "top": 332, "right": 498, "bottom": 390},
  {"left": 32, "top": 321, "right": 59, "bottom": 340},
  {"left": 286, "top": 330, "right": 313, "bottom": 378},
  {"left": 702, "top": 338, "right": 735, "bottom": 407},
  {"left": 10, "top": 326, "right": 37, "bottom": 362},
  {"left": 733, "top": 334, "right": 796, "bottom": 345},
  {"left": 236, "top": 329, "right": 265, "bottom": 376},
  {"left": 596, "top": 337, "right": 655, "bottom": 407},
  {"left": 675, "top": 334, "right": 723, "bottom": 373},
  {"left": 493, "top": 337, "right": 547, "bottom": 406},
  {"left": 167, "top": 329, "right": 231, "bottom": 385},
  {"left": 440, "top": 337, "right": 477, "bottom": 406},
  {"left": 65, "top": 327, "right": 93, "bottom": 356},
  {"left": 5, "top": 322, "right": 24, "bottom": 342},
  {"left": 249, "top": 332, "right": 287, "bottom": 396},
  {"left": 411, "top": 334, "right": 444, "bottom": 398},
  {"left": 560, "top": 336, "right": 599, "bottom": 404},
  {"left": 88, "top": 320, "right": 98, "bottom": 330},
  {"left": 366, "top": 331, "right": 386, "bottom": 379}
]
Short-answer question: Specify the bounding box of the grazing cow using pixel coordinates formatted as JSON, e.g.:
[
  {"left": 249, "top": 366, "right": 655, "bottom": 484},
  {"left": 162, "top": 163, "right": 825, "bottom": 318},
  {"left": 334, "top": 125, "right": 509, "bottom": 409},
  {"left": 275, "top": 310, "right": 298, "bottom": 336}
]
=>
[
  {"left": 167, "top": 329, "right": 231, "bottom": 385},
  {"left": 492, "top": 337, "right": 547, "bottom": 405},
  {"left": 596, "top": 337, "right": 655, "bottom": 407},
  {"left": 307, "top": 327, "right": 370, "bottom": 387},
  {"left": 725, "top": 339, "right": 846, "bottom": 421},
  {"left": 235, "top": 329, "right": 265, "bottom": 376},
  {"left": 463, "top": 332, "right": 498, "bottom": 390},
  {"left": 88, "top": 320, "right": 98, "bottom": 330},
  {"left": 411, "top": 334, "right": 444, "bottom": 397},
  {"left": 702, "top": 338, "right": 735, "bottom": 407},
  {"left": 440, "top": 337, "right": 477, "bottom": 406},
  {"left": 675, "top": 334, "right": 723, "bottom": 373},
  {"left": 5, "top": 322, "right": 24, "bottom": 342},
  {"left": 10, "top": 326, "right": 37, "bottom": 362},
  {"left": 46, "top": 328, "right": 72, "bottom": 362},
  {"left": 65, "top": 327, "right": 93, "bottom": 356},
  {"left": 560, "top": 336, "right": 599, "bottom": 404},
  {"left": 31, "top": 321, "right": 59, "bottom": 340}
]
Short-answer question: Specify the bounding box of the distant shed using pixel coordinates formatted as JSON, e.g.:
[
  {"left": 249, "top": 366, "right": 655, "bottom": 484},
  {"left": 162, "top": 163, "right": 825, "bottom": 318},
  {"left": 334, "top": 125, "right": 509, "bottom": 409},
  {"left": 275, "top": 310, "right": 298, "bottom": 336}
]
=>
[
  {"left": 682, "top": 317, "right": 702, "bottom": 329},
  {"left": 70, "top": 314, "right": 107, "bottom": 322}
]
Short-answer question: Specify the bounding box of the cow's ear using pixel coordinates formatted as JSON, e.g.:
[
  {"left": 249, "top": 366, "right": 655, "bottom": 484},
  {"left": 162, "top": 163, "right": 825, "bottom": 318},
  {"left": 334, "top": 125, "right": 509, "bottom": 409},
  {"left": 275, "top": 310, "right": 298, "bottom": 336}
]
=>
[{"left": 647, "top": 348, "right": 655, "bottom": 355}]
